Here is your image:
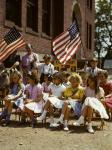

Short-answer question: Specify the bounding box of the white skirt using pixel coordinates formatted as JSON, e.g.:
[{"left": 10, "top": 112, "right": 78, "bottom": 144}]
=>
[
  {"left": 48, "top": 96, "right": 64, "bottom": 109},
  {"left": 82, "top": 97, "right": 109, "bottom": 119},
  {"left": 14, "top": 97, "right": 24, "bottom": 110},
  {"left": 25, "top": 101, "right": 43, "bottom": 113}
]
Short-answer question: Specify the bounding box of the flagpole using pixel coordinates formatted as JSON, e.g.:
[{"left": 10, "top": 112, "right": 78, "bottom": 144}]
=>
[{"left": 74, "top": 17, "right": 86, "bottom": 72}]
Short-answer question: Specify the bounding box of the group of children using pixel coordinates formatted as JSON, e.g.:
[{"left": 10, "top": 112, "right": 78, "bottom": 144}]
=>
[{"left": 0, "top": 66, "right": 112, "bottom": 134}]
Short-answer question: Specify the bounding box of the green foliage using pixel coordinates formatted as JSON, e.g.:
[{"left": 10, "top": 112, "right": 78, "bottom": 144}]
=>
[{"left": 95, "top": 0, "right": 112, "bottom": 58}]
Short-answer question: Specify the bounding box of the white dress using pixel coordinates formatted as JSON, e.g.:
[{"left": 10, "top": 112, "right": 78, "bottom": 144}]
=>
[
  {"left": 25, "top": 83, "right": 44, "bottom": 113},
  {"left": 82, "top": 87, "right": 109, "bottom": 119},
  {"left": 43, "top": 84, "right": 66, "bottom": 109}
]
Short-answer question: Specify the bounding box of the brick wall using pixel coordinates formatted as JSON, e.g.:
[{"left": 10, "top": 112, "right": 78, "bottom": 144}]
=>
[{"left": 0, "top": 0, "right": 95, "bottom": 59}]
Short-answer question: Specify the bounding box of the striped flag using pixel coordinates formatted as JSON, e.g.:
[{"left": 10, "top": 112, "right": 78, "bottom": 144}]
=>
[
  {"left": 52, "top": 20, "right": 82, "bottom": 64},
  {"left": 0, "top": 27, "right": 25, "bottom": 62}
]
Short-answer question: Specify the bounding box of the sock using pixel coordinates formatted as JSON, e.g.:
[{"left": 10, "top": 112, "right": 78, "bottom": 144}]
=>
[
  {"left": 6, "top": 113, "right": 11, "bottom": 123},
  {"left": 50, "top": 116, "right": 54, "bottom": 124},
  {"left": 77, "top": 115, "right": 84, "bottom": 124},
  {"left": 1, "top": 108, "right": 8, "bottom": 118},
  {"left": 64, "top": 120, "right": 68, "bottom": 127},
  {"left": 59, "top": 114, "right": 64, "bottom": 121},
  {"left": 41, "top": 110, "right": 47, "bottom": 118}
]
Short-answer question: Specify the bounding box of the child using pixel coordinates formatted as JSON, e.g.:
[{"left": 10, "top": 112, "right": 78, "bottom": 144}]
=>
[
  {"left": 98, "top": 70, "right": 112, "bottom": 119},
  {"left": 52, "top": 73, "right": 85, "bottom": 131},
  {"left": 62, "top": 71, "right": 71, "bottom": 88},
  {"left": 24, "top": 73, "right": 43, "bottom": 127},
  {"left": 42, "top": 74, "right": 53, "bottom": 93},
  {"left": 73, "top": 75, "right": 109, "bottom": 133},
  {"left": 2, "top": 71, "right": 25, "bottom": 125},
  {"left": 37, "top": 72, "right": 66, "bottom": 126}
]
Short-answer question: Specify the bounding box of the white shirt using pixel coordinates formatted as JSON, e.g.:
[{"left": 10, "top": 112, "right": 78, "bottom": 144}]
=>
[
  {"left": 35, "top": 63, "right": 54, "bottom": 75},
  {"left": 48, "top": 83, "right": 66, "bottom": 97}
]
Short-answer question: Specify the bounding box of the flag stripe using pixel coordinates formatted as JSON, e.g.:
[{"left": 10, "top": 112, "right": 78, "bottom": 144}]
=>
[
  {"left": 59, "top": 37, "right": 81, "bottom": 63},
  {"left": 0, "top": 27, "right": 25, "bottom": 62},
  {"left": 55, "top": 34, "right": 80, "bottom": 60},
  {"left": 61, "top": 40, "right": 81, "bottom": 64},
  {"left": 0, "top": 39, "right": 25, "bottom": 61},
  {"left": 53, "top": 34, "right": 70, "bottom": 52},
  {"left": 52, "top": 31, "right": 68, "bottom": 44},
  {"left": 1, "top": 42, "right": 25, "bottom": 62},
  {"left": 0, "top": 37, "right": 23, "bottom": 57},
  {"left": 52, "top": 20, "right": 82, "bottom": 65},
  {"left": 0, "top": 40, "right": 6, "bottom": 49}
]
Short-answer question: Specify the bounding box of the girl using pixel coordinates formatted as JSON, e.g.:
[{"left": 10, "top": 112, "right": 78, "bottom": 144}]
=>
[
  {"left": 98, "top": 70, "right": 112, "bottom": 119},
  {"left": 24, "top": 73, "right": 43, "bottom": 127},
  {"left": 62, "top": 71, "right": 71, "bottom": 88},
  {"left": 42, "top": 74, "right": 53, "bottom": 93},
  {"left": 52, "top": 73, "right": 85, "bottom": 131},
  {"left": 37, "top": 72, "right": 66, "bottom": 127},
  {"left": 73, "top": 75, "right": 109, "bottom": 133},
  {"left": 2, "top": 71, "right": 25, "bottom": 125}
]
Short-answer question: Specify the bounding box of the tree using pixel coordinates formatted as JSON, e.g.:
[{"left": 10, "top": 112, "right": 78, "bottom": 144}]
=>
[{"left": 95, "top": 0, "right": 112, "bottom": 63}]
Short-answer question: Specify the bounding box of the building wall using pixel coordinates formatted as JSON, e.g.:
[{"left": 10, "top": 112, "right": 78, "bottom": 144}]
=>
[{"left": 0, "top": 0, "right": 95, "bottom": 60}]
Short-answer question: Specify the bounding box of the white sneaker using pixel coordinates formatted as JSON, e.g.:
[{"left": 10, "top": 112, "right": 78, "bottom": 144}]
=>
[
  {"left": 73, "top": 122, "right": 81, "bottom": 126},
  {"left": 50, "top": 123, "right": 60, "bottom": 127},
  {"left": 63, "top": 126, "right": 69, "bottom": 131},
  {"left": 73, "top": 116, "right": 84, "bottom": 126},
  {"left": 36, "top": 116, "right": 45, "bottom": 121},
  {"left": 56, "top": 119, "right": 63, "bottom": 124},
  {"left": 87, "top": 123, "right": 94, "bottom": 134}
]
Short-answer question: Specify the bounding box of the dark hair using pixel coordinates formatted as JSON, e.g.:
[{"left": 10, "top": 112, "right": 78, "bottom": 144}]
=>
[
  {"left": 43, "top": 54, "right": 51, "bottom": 60},
  {"left": 44, "top": 74, "right": 53, "bottom": 82},
  {"left": 53, "top": 72, "right": 63, "bottom": 83},
  {"left": 98, "top": 70, "right": 108, "bottom": 79},
  {"left": 87, "top": 75, "right": 99, "bottom": 94},
  {"left": 27, "top": 72, "right": 38, "bottom": 84}
]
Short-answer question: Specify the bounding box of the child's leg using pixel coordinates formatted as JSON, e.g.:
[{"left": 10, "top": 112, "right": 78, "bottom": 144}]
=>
[
  {"left": 25, "top": 107, "right": 35, "bottom": 127},
  {"left": 63, "top": 106, "right": 71, "bottom": 131},
  {"left": 86, "top": 106, "right": 93, "bottom": 123},
  {"left": 37, "top": 100, "right": 51, "bottom": 121},
  {"left": 57, "top": 102, "right": 68, "bottom": 123}
]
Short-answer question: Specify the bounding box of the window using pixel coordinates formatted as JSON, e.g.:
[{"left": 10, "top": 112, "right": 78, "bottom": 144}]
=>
[
  {"left": 42, "top": 0, "right": 51, "bottom": 36},
  {"left": 6, "top": 0, "right": 22, "bottom": 27},
  {"left": 27, "top": 0, "right": 38, "bottom": 32},
  {"left": 86, "top": 22, "right": 89, "bottom": 48},
  {"left": 89, "top": 24, "right": 92, "bottom": 49},
  {"left": 52, "top": 0, "right": 64, "bottom": 38},
  {"left": 87, "top": 0, "right": 92, "bottom": 10},
  {"left": 86, "top": 22, "right": 92, "bottom": 50}
]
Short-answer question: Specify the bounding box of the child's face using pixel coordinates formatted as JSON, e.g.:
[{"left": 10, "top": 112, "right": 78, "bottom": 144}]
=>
[
  {"left": 70, "top": 77, "right": 79, "bottom": 88},
  {"left": 98, "top": 73, "right": 106, "bottom": 83},
  {"left": 28, "top": 77, "right": 35, "bottom": 85},
  {"left": 88, "top": 78, "right": 95, "bottom": 88},
  {"left": 12, "top": 74, "right": 20, "bottom": 84},
  {"left": 53, "top": 77, "right": 61, "bottom": 85}
]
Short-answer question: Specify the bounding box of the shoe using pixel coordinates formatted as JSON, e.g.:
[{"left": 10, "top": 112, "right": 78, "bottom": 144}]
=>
[
  {"left": 87, "top": 123, "right": 94, "bottom": 134},
  {"left": 63, "top": 126, "right": 69, "bottom": 131},
  {"left": 73, "top": 116, "right": 84, "bottom": 126},
  {"left": 50, "top": 123, "right": 60, "bottom": 127},
  {"left": 36, "top": 116, "right": 45, "bottom": 121},
  {"left": 73, "top": 122, "right": 81, "bottom": 126}
]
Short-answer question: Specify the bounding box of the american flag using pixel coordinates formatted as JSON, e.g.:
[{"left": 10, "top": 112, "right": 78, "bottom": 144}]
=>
[
  {"left": 52, "top": 20, "right": 82, "bottom": 64},
  {"left": 0, "top": 27, "right": 25, "bottom": 62}
]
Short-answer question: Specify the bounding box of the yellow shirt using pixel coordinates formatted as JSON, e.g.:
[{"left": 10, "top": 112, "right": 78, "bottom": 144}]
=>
[{"left": 63, "top": 85, "right": 85, "bottom": 100}]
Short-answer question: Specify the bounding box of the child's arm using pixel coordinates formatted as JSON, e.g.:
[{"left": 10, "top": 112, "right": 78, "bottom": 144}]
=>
[{"left": 35, "top": 94, "right": 43, "bottom": 102}]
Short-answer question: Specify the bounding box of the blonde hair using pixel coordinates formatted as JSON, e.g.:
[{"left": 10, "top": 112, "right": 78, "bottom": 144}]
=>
[{"left": 69, "top": 73, "right": 82, "bottom": 84}]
